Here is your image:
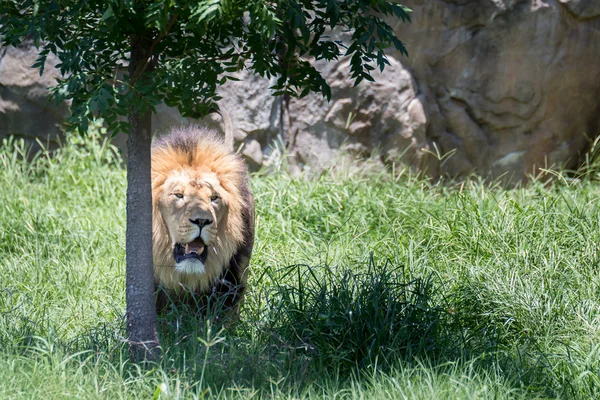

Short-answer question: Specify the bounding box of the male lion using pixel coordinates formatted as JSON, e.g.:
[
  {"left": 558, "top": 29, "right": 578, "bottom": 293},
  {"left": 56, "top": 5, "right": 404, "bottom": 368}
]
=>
[{"left": 151, "top": 113, "right": 254, "bottom": 316}]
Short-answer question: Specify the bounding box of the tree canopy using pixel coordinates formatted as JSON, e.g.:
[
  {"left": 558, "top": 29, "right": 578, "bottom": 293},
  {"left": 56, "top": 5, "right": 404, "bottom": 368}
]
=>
[{"left": 1, "top": 0, "right": 410, "bottom": 131}]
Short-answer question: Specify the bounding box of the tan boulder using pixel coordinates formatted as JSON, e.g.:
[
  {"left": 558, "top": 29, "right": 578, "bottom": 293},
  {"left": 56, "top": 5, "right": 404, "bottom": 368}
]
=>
[
  {"left": 0, "top": 44, "right": 68, "bottom": 153},
  {"left": 286, "top": 57, "right": 435, "bottom": 174},
  {"left": 392, "top": 0, "right": 600, "bottom": 181}
]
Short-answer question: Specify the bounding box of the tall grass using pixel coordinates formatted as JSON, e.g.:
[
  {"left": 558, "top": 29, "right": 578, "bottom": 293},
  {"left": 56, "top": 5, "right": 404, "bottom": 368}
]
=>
[{"left": 1, "top": 129, "right": 599, "bottom": 399}]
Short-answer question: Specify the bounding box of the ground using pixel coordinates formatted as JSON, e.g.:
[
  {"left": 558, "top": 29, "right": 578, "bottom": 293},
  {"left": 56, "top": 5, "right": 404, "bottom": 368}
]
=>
[{"left": 0, "top": 129, "right": 599, "bottom": 399}]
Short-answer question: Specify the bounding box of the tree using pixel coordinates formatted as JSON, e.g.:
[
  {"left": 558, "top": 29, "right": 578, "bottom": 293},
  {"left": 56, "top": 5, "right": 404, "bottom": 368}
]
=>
[{"left": 0, "top": 0, "right": 410, "bottom": 361}]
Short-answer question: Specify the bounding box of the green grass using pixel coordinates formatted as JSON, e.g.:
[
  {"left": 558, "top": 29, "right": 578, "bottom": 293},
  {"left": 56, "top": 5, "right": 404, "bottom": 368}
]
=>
[{"left": 1, "top": 130, "right": 599, "bottom": 399}]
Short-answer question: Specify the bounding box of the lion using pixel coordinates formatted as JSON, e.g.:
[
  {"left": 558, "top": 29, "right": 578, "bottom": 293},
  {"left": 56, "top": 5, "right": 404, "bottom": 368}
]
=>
[{"left": 151, "top": 112, "right": 254, "bottom": 316}]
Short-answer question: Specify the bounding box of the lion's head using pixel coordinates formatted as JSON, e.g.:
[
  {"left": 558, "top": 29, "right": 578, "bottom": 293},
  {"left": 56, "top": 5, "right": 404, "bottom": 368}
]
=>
[{"left": 151, "top": 126, "right": 253, "bottom": 294}]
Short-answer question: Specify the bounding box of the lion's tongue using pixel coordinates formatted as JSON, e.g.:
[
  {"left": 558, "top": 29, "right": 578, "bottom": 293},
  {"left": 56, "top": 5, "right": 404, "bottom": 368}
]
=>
[{"left": 185, "top": 238, "right": 205, "bottom": 254}]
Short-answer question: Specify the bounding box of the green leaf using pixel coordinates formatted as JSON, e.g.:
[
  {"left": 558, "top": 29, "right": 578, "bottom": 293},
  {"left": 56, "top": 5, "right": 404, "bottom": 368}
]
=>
[{"left": 101, "top": 7, "right": 113, "bottom": 21}]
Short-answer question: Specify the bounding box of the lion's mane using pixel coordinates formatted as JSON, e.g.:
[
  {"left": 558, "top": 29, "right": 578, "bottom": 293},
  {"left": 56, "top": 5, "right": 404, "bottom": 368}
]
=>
[{"left": 151, "top": 125, "right": 254, "bottom": 310}]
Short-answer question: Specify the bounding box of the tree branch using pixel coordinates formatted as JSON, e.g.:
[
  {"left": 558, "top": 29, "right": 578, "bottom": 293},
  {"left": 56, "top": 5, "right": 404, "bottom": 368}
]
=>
[{"left": 130, "top": 13, "right": 179, "bottom": 85}]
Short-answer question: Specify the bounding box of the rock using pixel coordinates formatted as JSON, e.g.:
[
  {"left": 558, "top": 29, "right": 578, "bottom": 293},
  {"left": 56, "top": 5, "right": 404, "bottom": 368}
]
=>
[
  {"left": 285, "top": 57, "right": 435, "bottom": 173},
  {"left": 241, "top": 139, "right": 263, "bottom": 171},
  {"left": 391, "top": 0, "right": 600, "bottom": 181},
  {"left": 0, "top": 44, "right": 68, "bottom": 153},
  {"left": 559, "top": 0, "right": 600, "bottom": 19},
  {"left": 148, "top": 70, "right": 278, "bottom": 169}
]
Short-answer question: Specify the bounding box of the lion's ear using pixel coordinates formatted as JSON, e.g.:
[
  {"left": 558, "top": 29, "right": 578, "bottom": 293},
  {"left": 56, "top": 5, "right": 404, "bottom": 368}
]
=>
[
  {"left": 214, "top": 106, "right": 235, "bottom": 152},
  {"left": 152, "top": 176, "right": 168, "bottom": 194},
  {"left": 152, "top": 184, "right": 165, "bottom": 202}
]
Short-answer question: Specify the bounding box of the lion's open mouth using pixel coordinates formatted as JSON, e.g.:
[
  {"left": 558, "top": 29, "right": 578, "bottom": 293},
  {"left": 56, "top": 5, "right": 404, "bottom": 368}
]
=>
[{"left": 174, "top": 237, "right": 208, "bottom": 264}]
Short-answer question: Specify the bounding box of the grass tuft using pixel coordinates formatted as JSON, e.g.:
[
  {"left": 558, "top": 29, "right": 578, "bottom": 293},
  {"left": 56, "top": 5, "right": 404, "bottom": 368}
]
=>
[{"left": 259, "top": 261, "right": 442, "bottom": 374}]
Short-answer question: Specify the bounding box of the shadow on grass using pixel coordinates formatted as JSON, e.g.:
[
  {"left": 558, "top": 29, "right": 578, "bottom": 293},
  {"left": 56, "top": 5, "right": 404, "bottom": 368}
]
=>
[
  {"left": 0, "top": 259, "right": 570, "bottom": 397},
  {"left": 151, "top": 258, "right": 569, "bottom": 397},
  {"left": 155, "top": 259, "right": 445, "bottom": 389},
  {"left": 255, "top": 261, "right": 442, "bottom": 373}
]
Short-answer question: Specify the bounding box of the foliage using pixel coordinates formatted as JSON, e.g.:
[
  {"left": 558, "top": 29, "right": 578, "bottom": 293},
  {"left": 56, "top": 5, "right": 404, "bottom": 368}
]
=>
[
  {"left": 0, "top": 0, "right": 410, "bottom": 134},
  {"left": 1, "top": 134, "right": 600, "bottom": 398}
]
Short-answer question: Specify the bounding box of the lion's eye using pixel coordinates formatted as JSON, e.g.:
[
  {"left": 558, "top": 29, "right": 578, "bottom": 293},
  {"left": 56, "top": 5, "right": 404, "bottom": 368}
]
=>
[
  {"left": 174, "top": 193, "right": 184, "bottom": 199},
  {"left": 210, "top": 195, "right": 219, "bottom": 202}
]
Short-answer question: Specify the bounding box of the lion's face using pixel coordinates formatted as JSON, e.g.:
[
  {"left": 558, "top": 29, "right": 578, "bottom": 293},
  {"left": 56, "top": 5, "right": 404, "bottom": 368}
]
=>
[
  {"left": 157, "top": 170, "right": 227, "bottom": 275},
  {"left": 151, "top": 128, "right": 251, "bottom": 293}
]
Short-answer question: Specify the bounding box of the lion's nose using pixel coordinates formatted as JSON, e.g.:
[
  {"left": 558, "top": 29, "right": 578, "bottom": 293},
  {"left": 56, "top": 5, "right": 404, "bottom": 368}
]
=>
[{"left": 189, "top": 218, "right": 213, "bottom": 227}]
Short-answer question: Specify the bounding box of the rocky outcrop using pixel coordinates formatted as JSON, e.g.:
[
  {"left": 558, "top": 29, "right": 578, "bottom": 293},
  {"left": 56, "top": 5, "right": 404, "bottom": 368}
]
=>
[
  {"left": 0, "top": 45, "right": 68, "bottom": 153},
  {"left": 202, "top": 58, "right": 435, "bottom": 175},
  {"left": 2, "top": 0, "right": 600, "bottom": 182},
  {"left": 391, "top": 0, "right": 600, "bottom": 180},
  {"left": 205, "top": 0, "right": 600, "bottom": 181},
  {"left": 287, "top": 58, "right": 434, "bottom": 174}
]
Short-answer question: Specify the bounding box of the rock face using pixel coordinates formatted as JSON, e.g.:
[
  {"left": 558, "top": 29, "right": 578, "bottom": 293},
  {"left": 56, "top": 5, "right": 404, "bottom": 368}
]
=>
[
  {"left": 287, "top": 58, "right": 434, "bottom": 174},
  {"left": 0, "top": 44, "right": 69, "bottom": 153},
  {"left": 1, "top": 1, "right": 600, "bottom": 182},
  {"left": 391, "top": 0, "right": 600, "bottom": 181},
  {"left": 206, "top": 58, "right": 435, "bottom": 175}
]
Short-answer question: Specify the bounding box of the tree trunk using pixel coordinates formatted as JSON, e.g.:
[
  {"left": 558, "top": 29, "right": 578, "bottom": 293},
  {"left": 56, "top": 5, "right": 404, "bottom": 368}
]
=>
[{"left": 126, "top": 34, "right": 160, "bottom": 361}]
